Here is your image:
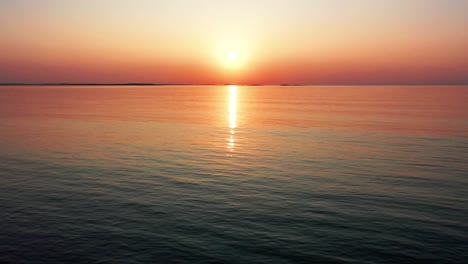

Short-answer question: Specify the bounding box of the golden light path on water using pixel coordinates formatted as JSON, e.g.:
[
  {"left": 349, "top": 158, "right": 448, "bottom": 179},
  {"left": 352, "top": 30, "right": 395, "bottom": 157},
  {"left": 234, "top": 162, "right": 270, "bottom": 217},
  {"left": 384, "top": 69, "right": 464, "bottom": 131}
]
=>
[{"left": 227, "top": 85, "right": 237, "bottom": 154}]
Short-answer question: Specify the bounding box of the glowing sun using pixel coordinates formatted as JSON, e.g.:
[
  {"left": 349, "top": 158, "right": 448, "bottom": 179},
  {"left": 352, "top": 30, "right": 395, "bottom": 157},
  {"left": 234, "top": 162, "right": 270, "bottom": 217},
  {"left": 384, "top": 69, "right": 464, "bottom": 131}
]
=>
[
  {"left": 228, "top": 52, "right": 238, "bottom": 62},
  {"left": 215, "top": 46, "right": 248, "bottom": 70}
]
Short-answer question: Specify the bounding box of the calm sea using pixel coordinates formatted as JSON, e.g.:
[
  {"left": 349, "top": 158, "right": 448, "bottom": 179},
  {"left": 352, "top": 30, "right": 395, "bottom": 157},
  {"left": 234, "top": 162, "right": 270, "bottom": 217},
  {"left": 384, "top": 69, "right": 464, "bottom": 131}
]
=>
[{"left": 0, "top": 85, "right": 467, "bottom": 263}]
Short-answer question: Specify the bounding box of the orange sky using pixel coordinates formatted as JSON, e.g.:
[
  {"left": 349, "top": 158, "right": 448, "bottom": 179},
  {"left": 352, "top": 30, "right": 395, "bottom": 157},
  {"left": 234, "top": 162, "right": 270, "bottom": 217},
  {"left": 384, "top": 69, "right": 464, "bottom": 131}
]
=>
[{"left": 0, "top": 0, "right": 467, "bottom": 84}]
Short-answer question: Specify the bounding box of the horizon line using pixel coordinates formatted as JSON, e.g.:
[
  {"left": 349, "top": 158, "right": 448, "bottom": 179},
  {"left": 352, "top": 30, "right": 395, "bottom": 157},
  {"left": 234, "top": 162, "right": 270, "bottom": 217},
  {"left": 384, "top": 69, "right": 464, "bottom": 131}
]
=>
[{"left": 1, "top": 83, "right": 467, "bottom": 87}]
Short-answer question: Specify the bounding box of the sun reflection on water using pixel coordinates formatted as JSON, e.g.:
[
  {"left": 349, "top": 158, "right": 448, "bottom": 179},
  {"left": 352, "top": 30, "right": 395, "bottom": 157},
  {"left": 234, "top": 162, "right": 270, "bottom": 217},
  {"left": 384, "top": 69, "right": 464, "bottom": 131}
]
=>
[
  {"left": 227, "top": 85, "right": 237, "bottom": 155},
  {"left": 229, "top": 85, "right": 237, "bottom": 129}
]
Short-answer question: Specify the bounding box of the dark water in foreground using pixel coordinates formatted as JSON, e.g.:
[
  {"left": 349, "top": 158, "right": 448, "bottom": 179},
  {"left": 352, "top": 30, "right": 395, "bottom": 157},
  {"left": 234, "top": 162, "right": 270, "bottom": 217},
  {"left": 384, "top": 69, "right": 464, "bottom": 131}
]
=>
[{"left": 0, "top": 85, "right": 467, "bottom": 263}]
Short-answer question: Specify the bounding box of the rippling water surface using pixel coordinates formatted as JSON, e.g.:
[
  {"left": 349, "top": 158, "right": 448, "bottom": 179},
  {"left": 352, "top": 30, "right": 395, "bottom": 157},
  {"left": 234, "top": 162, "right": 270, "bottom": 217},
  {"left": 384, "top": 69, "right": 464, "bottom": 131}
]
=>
[{"left": 1, "top": 85, "right": 467, "bottom": 263}]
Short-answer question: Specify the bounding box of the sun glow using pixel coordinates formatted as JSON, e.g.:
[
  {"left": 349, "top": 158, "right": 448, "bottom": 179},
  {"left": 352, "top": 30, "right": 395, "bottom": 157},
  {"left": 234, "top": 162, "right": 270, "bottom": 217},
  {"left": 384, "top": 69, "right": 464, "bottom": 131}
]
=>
[
  {"left": 223, "top": 51, "right": 243, "bottom": 69},
  {"left": 214, "top": 39, "right": 250, "bottom": 70},
  {"left": 228, "top": 52, "right": 238, "bottom": 62}
]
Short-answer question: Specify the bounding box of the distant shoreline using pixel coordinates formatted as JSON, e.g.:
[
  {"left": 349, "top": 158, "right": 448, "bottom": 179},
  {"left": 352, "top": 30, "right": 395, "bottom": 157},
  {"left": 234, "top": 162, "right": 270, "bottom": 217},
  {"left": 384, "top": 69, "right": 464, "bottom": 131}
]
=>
[{"left": 0, "top": 83, "right": 466, "bottom": 86}]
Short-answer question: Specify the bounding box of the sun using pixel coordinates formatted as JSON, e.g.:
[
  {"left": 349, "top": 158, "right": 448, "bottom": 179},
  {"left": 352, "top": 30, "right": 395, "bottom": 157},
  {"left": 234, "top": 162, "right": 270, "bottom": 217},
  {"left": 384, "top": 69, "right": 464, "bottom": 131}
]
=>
[
  {"left": 213, "top": 38, "right": 251, "bottom": 71},
  {"left": 228, "top": 52, "right": 238, "bottom": 62},
  {"left": 224, "top": 51, "right": 243, "bottom": 69},
  {"left": 214, "top": 44, "right": 249, "bottom": 70}
]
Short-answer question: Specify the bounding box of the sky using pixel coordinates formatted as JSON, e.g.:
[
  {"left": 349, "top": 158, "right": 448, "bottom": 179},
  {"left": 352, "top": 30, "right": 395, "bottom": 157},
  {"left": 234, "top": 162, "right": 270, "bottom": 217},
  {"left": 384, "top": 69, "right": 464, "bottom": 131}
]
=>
[{"left": 0, "top": 0, "right": 467, "bottom": 84}]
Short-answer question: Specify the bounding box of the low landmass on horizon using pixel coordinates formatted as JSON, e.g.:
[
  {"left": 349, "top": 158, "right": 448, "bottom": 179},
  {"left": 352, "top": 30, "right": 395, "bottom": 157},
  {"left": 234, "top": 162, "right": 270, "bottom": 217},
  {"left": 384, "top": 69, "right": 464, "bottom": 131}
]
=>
[{"left": 1, "top": 83, "right": 467, "bottom": 86}]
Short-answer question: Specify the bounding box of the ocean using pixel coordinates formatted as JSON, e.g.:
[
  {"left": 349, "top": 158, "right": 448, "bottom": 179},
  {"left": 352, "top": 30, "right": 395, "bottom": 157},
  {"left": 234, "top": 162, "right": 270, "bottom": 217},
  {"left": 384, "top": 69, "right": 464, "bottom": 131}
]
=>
[{"left": 0, "top": 85, "right": 467, "bottom": 263}]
